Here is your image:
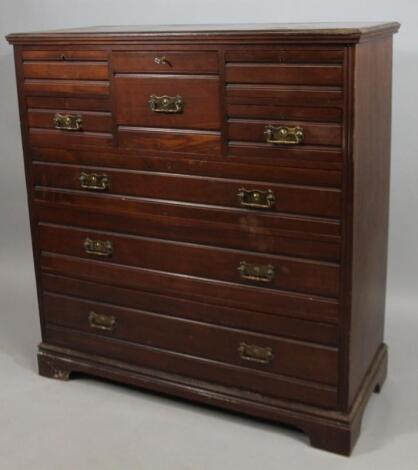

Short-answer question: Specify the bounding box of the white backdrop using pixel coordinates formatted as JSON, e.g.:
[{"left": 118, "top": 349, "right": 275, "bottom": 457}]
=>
[{"left": 0, "top": 2, "right": 417, "bottom": 469}]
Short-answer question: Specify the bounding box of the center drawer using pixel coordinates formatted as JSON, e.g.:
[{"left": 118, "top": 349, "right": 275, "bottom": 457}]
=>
[{"left": 114, "top": 74, "right": 221, "bottom": 130}]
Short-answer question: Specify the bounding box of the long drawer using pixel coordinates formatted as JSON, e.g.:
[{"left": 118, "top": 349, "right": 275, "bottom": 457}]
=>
[
  {"left": 32, "top": 162, "right": 341, "bottom": 219},
  {"left": 38, "top": 223, "right": 340, "bottom": 298},
  {"left": 35, "top": 203, "right": 341, "bottom": 261},
  {"left": 45, "top": 325, "right": 338, "bottom": 408},
  {"left": 43, "top": 291, "right": 338, "bottom": 385},
  {"left": 42, "top": 273, "right": 339, "bottom": 345},
  {"left": 40, "top": 252, "right": 339, "bottom": 324}
]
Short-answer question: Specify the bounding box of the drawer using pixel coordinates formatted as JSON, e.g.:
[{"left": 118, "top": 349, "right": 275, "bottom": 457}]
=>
[
  {"left": 32, "top": 162, "right": 341, "bottom": 218},
  {"left": 228, "top": 119, "right": 342, "bottom": 147},
  {"left": 26, "top": 97, "right": 111, "bottom": 112},
  {"left": 46, "top": 325, "right": 338, "bottom": 408},
  {"left": 225, "top": 49, "right": 344, "bottom": 64},
  {"left": 35, "top": 203, "right": 341, "bottom": 262},
  {"left": 24, "top": 79, "right": 110, "bottom": 98},
  {"left": 23, "top": 62, "right": 109, "bottom": 80},
  {"left": 41, "top": 252, "right": 339, "bottom": 324},
  {"left": 118, "top": 127, "right": 221, "bottom": 156},
  {"left": 227, "top": 103, "right": 343, "bottom": 123},
  {"left": 42, "top": 273, "right": 339, "bottom": 345},
  {"left": 112, "top": 51, "right": 218, "bottom": 74},
  {"left": 32, "top": 147, "right": 343, "bottom": 187},
  {"left": 114, "top": 75, "right": 220, "bottom": 130},
  {"left": 29, "top": 129, "right": 113, "bottom": 149},
  {"left": 38, "top": 223, "right": 340, "bottom": 298},
  {"left": 22, "top": 50, "right": 108, "bottom": 61},
  {"left": 34, "top": 190, "right": 341, "bottom": 239},
  {"left": 28, "top": 109, "right": 112, "bottom": 133},
  {"left": 43, "top": 292, "right": 338, "bottom": 385},
  {"left": 226, "top": 63, "right": 343, "bottom": 86}
]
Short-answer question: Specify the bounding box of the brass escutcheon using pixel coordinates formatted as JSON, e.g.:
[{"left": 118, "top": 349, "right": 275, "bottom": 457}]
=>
[
  {"left": 238, "top": 261, "right": 275, "bottom": 283},
  {"left": 53, "top": 113, "right": 82, "bottom": 131},
  {"left": 264, "top": 125, "right": 304, "bottom": 145},
  {"left": 88, "top": 311, "right": 117, "bottom": 332},
  {"left": 83, "top": 238, "right": 113, "bottom": 257},
  {"left": 148, "top": 94, "right": 183, "bottom": 113},
  {"left": 237, "top": 188, "right": 275, "bottom": 209},
  {"left": 79, "top": 172, "right": 109, "bottom": 191},
  {"left": 238, "top": 342, "right": 274, "bottom": 364}
]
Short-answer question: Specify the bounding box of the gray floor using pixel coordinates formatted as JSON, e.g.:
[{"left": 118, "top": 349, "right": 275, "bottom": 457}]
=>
[{"left": 1, "top": 262, "right": 417, "bottom": 470}]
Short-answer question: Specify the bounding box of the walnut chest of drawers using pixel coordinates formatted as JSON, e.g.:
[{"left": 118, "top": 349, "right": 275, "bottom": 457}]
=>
[{"left": 7, "top": 22, "right": 399, "bottom": 455}]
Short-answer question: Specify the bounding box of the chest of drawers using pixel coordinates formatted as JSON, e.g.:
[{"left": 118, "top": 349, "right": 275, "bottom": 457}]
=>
[{"left": 7, "top": 22, "right": 399, "bottom": 455}]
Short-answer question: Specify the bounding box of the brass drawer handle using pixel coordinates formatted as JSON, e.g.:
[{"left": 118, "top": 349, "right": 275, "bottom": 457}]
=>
[
  {"left": 84, "top": 237, "right": 113, "bottom": 257},
  {"left": 238, "top": 261, "right": 275, "bottom": 283},
  {"left": 238, "top": 342, "right": 274, "bottom": 364},
  {"left": 53, "top": 113, "right": 82, "bottom": 131},
  {"left": 148, "top": 94, "right": 183, "bottom": 113},
  {"left": 264, "top": 125, "right": 304, "bottom": 145},
  {"left": 237, "top": 188, "right": 275, "bottom": 210},
  {"left": 88, "top": 311, "right": 117, "bottom": 332},
  {"left": 80, "top": 172, "right": 109, "bottom": 191}
]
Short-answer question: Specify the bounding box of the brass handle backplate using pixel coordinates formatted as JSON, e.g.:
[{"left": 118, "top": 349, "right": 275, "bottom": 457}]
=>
[
  {"left": 238, "top": 342, "right": 274, "bottom": 364},
  {"left": 53, "top": 113, "right": 82, "bottom": 131},
  {"left": 148, "top": 94, "right": 184, "bottom": 113},
  {"left": 80, "top": 172, "right": 109, "bottom": 191},
  {"left": 84, "top": 237, "right": 113, "bottom": 257},
  {"left": 238, "top": 261, "right": 275, "bottom": 283},
  {"left": 264, "top": 125, "right": 304, "bottom": 145},
  {"left": 88, "top": 311, "right": 117, "bottom": 332},
  {"left": 237, "top": 188, "right": 275, "bottom": 210}
]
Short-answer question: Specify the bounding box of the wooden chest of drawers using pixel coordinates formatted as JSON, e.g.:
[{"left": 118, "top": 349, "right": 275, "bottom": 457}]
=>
[{"left": 7, "top": 22, "right": 399, "bottom": 455}]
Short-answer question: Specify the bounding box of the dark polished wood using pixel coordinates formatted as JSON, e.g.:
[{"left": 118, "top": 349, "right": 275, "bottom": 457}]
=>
[{"left": 7, "top": 22, "right": 399, "bottom": 456}]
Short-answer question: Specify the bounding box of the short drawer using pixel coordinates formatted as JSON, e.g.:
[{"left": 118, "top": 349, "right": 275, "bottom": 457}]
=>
[
  {"left": 28, "top": 109, "right": 112, "bottom": 133},
  {"left": 32, "top": 162, "right": 341, "bottom": 218},
  {"left": 229, "top": 119, "right": 342, "bottom": 147},
  {"left": 43, "top": 291, "right": 338, "bottom": 386},
  {"left": 38, "top": 223, "right": 340, "bottom": 298},
  {"left": 226, "top": 63, "right": 343, "bottom": 86},
  {"left": 24, "top": 79, "right": 110, "bottom": 98},
  {"left": 29, "top": 129, "right": 113, "bottom": 149},
  {"left": 46, "top": 325, "right": 338, "bottom": 408},
  {"left": 112, "top": 51, "right": 219, "bottom": 74},
  {"left": 22, "top": 50, "right": 108, "bottom": 61},
  {"left": 114, "top": 75, "right": 220, "bottom": 130},
  {"left": 225, "top": 49, "right": 344, "bottom": 64},
  {"left": 23, "top": 62, "right": 109, "bottom": 80}
]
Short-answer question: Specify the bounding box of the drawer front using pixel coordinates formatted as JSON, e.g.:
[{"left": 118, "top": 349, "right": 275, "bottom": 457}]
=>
[
  {"left": 43, "top": 292, "right": 338, "bottom": 385},
  {"left": 228, "top": 119, "right": 342, "bottom": 147},
  {"left": 225, "top": 49, "right": 344, "bottom": 64},
  {"left": 38, "top": 224, "right": 340, "bottom": 298},
  {"left": 26, "top": 97, "right": 112, "bottom": 112},
  {"left": 22, "top": 50, "right": 108, "bottom": 61},
  {"left": 42, "top": 274, "right": 339, "bottom": 345},
  {"left": 32, "top": 162, "right": 341, "bottom": 219},
  {"left": 35, "top": 203, "right": 341, "bottom": 262},
  {"left": 28, "top": 109, "right": 112, "bottom": 133},
  {"left": 23, "top": 62, "right": 109, "bottom": 80},
  {"left": 226, "top": 63, "right": 343, "bottom": 86},
  {"left": 32, "top": 147, "right": 343, "bottom": 187},
  {"left": 34, "top": 190, "right": 341, "bottom": 239},
  {"left": 114, "top": 75, "right": 220, "bottom": 130},
  {"left": 24, "top": 79, "right": 110, "bottom": 98},
  {"left": 46, "top": 325, "right": 338, "bottom": 408},
  {"left": 29, "top": 129, "right": 113, "bottom": 149},
  {"left": 112, "top": 51, "right": 219, "bottom": 74},
  {"left": 41, "top": 252, "right": 339, "bottom": 324}
]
